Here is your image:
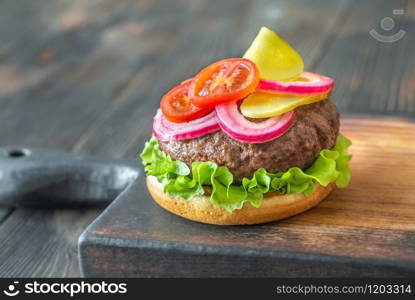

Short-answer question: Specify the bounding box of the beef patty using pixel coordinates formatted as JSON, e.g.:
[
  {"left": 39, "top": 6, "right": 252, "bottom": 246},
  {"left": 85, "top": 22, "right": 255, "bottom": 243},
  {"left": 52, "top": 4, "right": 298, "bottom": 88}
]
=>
[{"left": 159, "top": 99, "right": 340, "bottom": 182}]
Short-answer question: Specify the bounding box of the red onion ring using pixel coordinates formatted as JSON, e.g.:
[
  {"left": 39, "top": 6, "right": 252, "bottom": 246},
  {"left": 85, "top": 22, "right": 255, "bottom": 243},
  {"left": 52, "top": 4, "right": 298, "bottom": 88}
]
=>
[
  {"left": 152, "top": 109, "right": 220, "bottom": 141},
  {"left": 257, "top": 72, "right": 334, "bottom": 96},
  {"left": 215, "top": 101, "right": 295, "bottom": 143}
]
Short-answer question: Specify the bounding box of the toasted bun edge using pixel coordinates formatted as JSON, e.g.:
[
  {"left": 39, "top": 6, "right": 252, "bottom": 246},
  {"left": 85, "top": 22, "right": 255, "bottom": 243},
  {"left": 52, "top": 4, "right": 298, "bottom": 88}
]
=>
[{"left": 146, "top": 176, "right": 335, "bottom": 225}]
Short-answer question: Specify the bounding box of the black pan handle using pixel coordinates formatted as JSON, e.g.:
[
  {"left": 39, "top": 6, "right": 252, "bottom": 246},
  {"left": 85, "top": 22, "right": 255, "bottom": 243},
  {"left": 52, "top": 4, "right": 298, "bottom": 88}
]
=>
[{"left": 0, "top": 147, "right": 140, "bottom": 207}]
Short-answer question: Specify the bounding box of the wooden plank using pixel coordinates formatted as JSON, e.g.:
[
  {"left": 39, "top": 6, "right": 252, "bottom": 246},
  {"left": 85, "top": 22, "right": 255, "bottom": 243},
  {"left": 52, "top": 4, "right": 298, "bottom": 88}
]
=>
[
  {"left": 0, "top": 0, "right": 210, "bottom": 149},
  {"left": 0, "top": 208, "right": 101, "bottom": 277},
  {"left": 313, "top": 0, "right": 415, "bottom": 116},
  {"left": 79, "top": 116, "right": 415, "bottom": 277},
  {"left": 0, "top": 0, "right": 122, "bottom": 98}
]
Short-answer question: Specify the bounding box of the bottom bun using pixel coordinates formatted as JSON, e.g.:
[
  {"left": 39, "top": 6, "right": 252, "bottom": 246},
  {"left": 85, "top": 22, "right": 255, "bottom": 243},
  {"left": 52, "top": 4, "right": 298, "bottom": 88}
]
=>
[{"left": 146, "top": 176, "right": 335, "bottom": 225}]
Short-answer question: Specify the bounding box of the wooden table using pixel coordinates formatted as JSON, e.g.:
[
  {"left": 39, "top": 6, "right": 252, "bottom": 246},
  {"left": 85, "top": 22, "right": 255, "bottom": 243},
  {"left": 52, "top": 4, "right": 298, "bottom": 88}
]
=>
[{"left": 0, "top": 0, "right": 414, "bottom": 277}]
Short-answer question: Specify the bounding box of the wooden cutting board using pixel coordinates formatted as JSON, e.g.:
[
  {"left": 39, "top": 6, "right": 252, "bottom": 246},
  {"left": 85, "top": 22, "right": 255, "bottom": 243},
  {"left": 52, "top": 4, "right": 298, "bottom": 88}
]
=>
[{"left": 78, "top": 116, "right": 415, "bottom": 277}]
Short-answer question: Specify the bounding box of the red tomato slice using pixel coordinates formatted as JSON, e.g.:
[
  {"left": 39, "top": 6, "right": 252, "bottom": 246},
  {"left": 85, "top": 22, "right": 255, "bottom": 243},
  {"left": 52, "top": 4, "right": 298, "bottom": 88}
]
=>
[
  {"left": 188, "top": 58, "right": 260, "bottom": 108},
  {"left": 160, "top": 79, "right": 213, "bottom": 123}
]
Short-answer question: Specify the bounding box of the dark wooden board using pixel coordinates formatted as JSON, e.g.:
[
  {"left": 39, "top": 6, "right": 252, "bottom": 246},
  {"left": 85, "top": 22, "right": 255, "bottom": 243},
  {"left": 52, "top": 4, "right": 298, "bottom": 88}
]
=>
[{"left": 79, "top": 116, "right": 415, "bottom": 277}]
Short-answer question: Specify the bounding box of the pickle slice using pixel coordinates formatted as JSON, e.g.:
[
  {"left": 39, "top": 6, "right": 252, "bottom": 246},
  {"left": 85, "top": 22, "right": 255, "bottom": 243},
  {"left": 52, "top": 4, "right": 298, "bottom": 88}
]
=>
[
  {"left": 240, "top": 92, "right": 329, "bottom": 118},
  {"left": 243, "top": 27, "right": 304, "bottom": 81}
]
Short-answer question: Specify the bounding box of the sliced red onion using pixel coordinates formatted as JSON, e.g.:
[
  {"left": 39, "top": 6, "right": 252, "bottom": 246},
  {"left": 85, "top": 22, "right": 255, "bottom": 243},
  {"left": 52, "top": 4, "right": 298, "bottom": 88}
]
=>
[
  {"left": 152, "top": 109, "right": 220, "bottom": 141},
  {"left": 257, "top": 72, "right": 334, "bottom": 96},
  {"left": 215, "top": 101, "right": 295, "bottom": 143}
]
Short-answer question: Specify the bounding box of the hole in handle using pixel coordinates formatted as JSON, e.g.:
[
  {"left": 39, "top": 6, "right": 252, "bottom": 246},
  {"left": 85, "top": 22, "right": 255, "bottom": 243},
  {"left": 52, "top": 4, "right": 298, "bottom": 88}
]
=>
[{"left": 8, "top": 149, "right": 31, "bottom": 158}]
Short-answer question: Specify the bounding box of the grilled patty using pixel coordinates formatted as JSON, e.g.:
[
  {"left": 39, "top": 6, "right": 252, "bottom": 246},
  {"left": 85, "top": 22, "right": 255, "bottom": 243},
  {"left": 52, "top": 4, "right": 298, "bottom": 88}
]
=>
[{"left": 159, "top": 99, "right": 340, "bottom": 182}]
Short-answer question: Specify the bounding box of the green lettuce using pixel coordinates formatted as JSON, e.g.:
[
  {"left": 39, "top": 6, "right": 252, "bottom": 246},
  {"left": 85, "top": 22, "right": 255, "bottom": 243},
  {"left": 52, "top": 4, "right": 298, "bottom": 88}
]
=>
[{"left": 140, "top": 135, "right": 352, "bottom": 212}]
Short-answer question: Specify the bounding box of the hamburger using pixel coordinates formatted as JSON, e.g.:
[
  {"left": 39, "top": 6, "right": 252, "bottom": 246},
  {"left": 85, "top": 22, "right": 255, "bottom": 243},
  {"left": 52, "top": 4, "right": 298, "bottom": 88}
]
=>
[{"left": 140, "top": 27, "right": 352, "bottom": 225}]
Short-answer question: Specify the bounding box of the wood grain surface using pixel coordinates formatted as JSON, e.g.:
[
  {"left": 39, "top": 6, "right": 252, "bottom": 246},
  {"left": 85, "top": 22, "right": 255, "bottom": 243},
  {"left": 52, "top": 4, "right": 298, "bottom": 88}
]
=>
[
  {"left": 80, "top": 116, "right": 415, "bottom": 277},
  {"left": 0, "top": 0, "right": 414, "bottom": 277}
]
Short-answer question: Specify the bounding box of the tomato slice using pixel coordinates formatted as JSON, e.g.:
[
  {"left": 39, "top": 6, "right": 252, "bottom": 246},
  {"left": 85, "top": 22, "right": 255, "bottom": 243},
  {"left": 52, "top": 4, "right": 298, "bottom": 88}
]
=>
[
  {"left": 189, "top": 58, "right": 260, "bottom": 108},
  {"left": 160, "top": 79, "right": 213, "bottom": 123}
]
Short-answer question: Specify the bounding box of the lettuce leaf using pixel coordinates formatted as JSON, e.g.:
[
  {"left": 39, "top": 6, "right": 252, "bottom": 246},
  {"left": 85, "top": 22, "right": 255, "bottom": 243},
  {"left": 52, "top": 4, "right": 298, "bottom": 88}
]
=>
[{"left": 140, "top": 134, "right": 352, "bottom": 212}]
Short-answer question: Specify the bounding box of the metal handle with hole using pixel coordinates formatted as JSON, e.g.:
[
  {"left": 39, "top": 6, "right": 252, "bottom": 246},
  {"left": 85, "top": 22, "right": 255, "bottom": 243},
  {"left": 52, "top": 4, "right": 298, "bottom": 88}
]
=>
[{"left": 0, "top": 147, "right": 140, "bottom": 207}]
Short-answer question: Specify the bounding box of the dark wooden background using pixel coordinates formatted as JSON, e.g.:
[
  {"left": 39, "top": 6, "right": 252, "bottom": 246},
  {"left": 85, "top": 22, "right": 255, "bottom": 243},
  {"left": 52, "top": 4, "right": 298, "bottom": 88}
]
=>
[{"left": 0, "top": 0, "right": 414, "bottom": 277}]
